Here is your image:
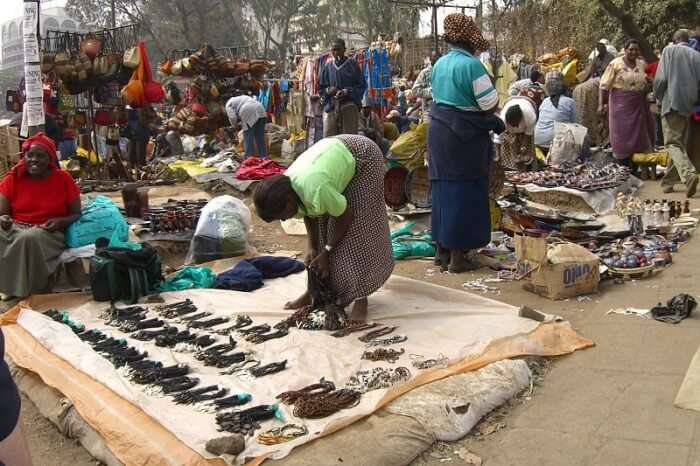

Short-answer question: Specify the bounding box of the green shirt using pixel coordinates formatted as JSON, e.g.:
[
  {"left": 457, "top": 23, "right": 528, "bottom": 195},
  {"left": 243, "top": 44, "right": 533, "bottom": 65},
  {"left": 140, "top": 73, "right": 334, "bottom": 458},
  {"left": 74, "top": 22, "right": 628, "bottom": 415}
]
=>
[{"left": 286, "top": 138, "right": 356, "bottom": 218}]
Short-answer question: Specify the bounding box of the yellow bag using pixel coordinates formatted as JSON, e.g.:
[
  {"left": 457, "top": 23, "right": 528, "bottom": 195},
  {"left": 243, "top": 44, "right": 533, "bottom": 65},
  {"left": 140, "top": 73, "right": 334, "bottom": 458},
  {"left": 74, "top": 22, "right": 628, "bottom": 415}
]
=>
[
  {"left": 388, "top": 122, "right": 428, "bottom": 170},
  {"left": 632, "top": 151, "right": 669, "bottom": 166},
  {"left": 561, "top": 59, "right": 579, "bottom": 86}
]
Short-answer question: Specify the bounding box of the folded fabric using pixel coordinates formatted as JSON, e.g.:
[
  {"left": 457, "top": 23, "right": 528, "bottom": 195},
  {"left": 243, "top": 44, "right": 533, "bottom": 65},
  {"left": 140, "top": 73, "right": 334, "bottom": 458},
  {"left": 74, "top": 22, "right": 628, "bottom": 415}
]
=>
[
  {"left": 160, "top": 266, "right": 217, "bottom": 292},
  {"left": 235, "top": 157, "right": 286, "bottom": 180},
  {"left": 214, "top": 256, "right": 305, "bottom": 292}
]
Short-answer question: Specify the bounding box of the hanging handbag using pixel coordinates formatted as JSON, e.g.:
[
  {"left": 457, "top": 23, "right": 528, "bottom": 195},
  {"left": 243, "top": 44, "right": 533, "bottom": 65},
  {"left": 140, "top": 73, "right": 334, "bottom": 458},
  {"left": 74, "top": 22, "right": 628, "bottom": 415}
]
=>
[
  {"left": 123, "top": 46, "right": 140, "bottom": 68},
  {"left": 41, "top": 54, "right": 55, "bottom": 73},
  {"left": 210, "top": 82, "right": 220, "bottom": 98},
  {"left": 158, "top": 53, "right": 173, "bottom": 75},
  {"left": 80, "top": 35, "right": 102, "bottom": 60},
  {"left": 94, "top": 109, "right": 111, "bottom": 126}
]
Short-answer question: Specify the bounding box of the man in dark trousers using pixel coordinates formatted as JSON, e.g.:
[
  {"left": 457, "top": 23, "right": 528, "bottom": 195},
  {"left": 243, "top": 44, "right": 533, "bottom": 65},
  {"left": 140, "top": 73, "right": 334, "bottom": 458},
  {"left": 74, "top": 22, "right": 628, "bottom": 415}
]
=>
[{"left": 320, "top": 38, "right": 367, "bottom": 137}]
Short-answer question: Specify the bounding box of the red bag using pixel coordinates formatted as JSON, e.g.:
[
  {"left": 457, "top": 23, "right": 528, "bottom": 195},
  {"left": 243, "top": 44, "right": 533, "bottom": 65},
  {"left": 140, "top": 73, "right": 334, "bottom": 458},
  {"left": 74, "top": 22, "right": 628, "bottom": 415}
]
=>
[
  {"left": 139, "top": 42, "right": 165, "bottom": 104},
  {"left": 94, "top": 109, "right": 112, "bottom": 126}
]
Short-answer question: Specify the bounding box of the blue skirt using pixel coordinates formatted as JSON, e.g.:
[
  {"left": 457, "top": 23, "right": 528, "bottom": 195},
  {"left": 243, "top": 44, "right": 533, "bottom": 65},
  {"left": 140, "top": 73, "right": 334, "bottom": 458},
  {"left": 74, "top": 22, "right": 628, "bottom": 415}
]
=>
[{"left": 431, "top": 178, "right": 490, "bottom": 251}]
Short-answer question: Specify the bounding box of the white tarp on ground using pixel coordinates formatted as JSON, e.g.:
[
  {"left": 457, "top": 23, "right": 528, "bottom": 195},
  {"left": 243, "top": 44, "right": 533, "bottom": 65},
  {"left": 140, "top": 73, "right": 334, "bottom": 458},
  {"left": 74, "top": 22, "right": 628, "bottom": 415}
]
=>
[{"left": 6, "top": 273, "right": 592, "bottom": 465}]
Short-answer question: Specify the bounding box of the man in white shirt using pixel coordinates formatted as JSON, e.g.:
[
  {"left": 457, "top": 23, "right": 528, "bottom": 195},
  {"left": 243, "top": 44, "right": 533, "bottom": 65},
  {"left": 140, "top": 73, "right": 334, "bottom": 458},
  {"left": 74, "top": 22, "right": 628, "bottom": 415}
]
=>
[{"left": 495, "top": 97, "right": 538, "bottom": 170}]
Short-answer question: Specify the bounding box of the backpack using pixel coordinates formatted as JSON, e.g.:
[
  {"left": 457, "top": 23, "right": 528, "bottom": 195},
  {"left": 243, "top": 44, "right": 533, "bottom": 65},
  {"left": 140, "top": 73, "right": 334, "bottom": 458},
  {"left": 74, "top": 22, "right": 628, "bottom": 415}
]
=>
[{"left": 90, "top": 244, "right": 162, "bottom": 304}]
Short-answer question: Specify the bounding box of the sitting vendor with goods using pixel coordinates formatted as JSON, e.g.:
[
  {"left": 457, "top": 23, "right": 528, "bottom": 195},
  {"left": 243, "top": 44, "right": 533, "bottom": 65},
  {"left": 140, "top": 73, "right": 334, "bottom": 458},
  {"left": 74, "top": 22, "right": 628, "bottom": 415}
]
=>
[
  {"left": 0, "top": 133, "right": 81, "bottom": 299},
  {"left": 253, "top": 135, "right": 394, "bottom": 322}
]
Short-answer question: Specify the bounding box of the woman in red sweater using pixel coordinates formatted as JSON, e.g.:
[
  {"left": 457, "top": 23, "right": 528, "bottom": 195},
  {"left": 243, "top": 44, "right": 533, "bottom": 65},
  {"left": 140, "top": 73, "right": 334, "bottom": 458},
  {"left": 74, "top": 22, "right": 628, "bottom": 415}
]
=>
[{"left": 0, "top": 133, "right": 81, "bottom": 298}]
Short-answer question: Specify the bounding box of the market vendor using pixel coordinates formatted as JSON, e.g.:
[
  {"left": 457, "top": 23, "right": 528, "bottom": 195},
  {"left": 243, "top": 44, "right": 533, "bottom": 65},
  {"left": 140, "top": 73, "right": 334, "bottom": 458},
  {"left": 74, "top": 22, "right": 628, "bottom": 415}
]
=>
[
  {"left": 580, "top": 40, "right": 616, "bottom": 82},
  {"left": 429, "top": 13, "right": 505, "bottom": 273},
  {"left": 385, "top": 110, "right": 419, "bottom": 134},
  {"left": 0, "top": 133, "right": 81, "bottom": 298},
  {"left": 319, "top": 38, "right": 367, "bottom": 137},
  {"left": 508, "top": 69, "right": 545, "bottom": 103},
  {"left": 358, "top": 98, "right": 390, "bottom": 154},
  {"left": 495, "top": 95, "right": 538, "bottom": 170},
  {"left": 535, "top": 72, "right": 577, "bottom": 150},
  {"left": 412, "top": 51, "right": 441, "bottom": 122},
  {"left": 599, "top": 39, "right": 655, "bottom": 163},
  {"left": 225, "top": 95, "right": 269, "bottom": 158},
  {"left": 253, "top": 135, "right": 393, "bottom": 321}
]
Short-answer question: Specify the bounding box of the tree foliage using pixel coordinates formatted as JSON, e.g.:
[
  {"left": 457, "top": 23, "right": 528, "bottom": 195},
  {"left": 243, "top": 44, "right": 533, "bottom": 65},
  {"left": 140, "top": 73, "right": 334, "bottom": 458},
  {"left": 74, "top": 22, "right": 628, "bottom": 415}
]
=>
[
  {"left": 495, "top": 0, "right": 699, "bottom": 61},
  {"left": 65, "top": 0, "right": 248, "bottom": 58},
  {"left": 65, "top": 0, "right": 698, "bottom": 68}
]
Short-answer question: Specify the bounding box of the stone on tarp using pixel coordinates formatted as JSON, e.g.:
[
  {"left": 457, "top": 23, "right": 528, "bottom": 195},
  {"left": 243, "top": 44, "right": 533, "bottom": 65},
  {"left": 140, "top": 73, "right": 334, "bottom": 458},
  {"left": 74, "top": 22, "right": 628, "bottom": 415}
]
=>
[{"left": 205, "top": 435, "right": 246, "bottom": 456}]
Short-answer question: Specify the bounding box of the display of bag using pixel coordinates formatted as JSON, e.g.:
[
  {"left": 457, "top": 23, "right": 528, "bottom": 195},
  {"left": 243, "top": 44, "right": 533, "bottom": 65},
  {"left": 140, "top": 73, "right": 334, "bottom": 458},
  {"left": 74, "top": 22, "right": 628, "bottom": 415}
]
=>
[
  {"left": 90, "top": 243, "right": 163, "bottom": 304},
  {"left": 80, "top": 35, "right": 102, "bottom": 60},
  {"left": 548, "top": 122, "right": 588, "bottom": 167},
  {"left": 123, "top": 46, "right": 140, "bottom": 68},
  {"left": 41, "top": 54, "right": 55, "bottom": 73},
  {"left": 66, "top": 195, "right": 128, "bottom": 248}
]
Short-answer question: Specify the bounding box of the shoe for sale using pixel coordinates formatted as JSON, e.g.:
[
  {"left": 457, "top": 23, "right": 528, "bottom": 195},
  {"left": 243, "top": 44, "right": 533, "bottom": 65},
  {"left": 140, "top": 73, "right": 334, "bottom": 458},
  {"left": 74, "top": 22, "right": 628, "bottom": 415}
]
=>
[{"left": 686, "top": 175, "right": 698, "bottom": 198}]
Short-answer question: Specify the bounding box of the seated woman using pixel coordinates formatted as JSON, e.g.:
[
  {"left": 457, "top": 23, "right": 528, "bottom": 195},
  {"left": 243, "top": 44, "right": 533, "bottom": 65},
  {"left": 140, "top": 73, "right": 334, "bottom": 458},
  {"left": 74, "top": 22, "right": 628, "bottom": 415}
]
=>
[
  {"left": 534, "top": 74, "right": 577, "bottom": 150},
  {"left": 254, "top": 135, "right": 393, "bottom": 322},
  {"left": 0, "top": 133, "right": 81, "bottom": 298}
]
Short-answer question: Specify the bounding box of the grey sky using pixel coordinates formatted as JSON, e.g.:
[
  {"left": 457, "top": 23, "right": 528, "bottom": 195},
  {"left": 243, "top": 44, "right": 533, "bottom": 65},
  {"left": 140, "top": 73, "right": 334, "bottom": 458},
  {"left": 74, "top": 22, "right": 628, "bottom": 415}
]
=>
[{"left": 0, "top": 0, "right": 67, "bottom": 27}]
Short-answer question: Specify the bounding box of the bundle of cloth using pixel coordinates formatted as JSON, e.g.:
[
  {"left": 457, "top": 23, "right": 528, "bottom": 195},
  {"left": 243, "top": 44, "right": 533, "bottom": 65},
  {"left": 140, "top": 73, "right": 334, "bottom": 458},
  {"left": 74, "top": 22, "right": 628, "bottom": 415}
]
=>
[{"left": 214, "top": 256, "right": 305, "bottom": 292}]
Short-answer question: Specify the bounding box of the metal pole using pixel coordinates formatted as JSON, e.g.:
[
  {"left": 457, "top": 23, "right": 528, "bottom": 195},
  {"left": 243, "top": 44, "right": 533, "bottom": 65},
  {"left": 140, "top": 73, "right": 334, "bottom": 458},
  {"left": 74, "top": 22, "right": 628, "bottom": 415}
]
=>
[
  {"left": 432, "top": 2, "right": 438, "bottom": 52},
  {"left": 111, "top": 0, "right": 116, "bottom": 27},
  {"left": 22, "top": 0, "right": 44, "bottom": 137}
]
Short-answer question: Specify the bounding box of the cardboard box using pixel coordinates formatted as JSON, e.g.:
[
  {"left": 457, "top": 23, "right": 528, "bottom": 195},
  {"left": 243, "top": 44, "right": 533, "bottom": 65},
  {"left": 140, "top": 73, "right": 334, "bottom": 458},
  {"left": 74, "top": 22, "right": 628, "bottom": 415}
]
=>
[{"left": 515, "top": 234, "right": 600, "bottom": 300}]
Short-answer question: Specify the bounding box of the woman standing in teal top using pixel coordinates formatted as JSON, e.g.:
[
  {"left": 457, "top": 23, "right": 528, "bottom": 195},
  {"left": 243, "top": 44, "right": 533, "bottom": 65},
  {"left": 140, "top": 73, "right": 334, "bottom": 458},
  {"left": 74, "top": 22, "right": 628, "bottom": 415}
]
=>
[
  {"left": 254, "top": 135, "right": 393, "bottom": 321},
  {"left": 429, "top": 13, "right": 504, "bottom": 273}
]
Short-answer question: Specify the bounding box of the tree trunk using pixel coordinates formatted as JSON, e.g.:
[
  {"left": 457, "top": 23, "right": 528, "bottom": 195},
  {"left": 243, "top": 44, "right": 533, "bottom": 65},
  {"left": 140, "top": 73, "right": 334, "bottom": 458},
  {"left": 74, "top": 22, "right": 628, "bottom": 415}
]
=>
[{"left": 597, "top": 0, "right": 656, "bottom": 62}]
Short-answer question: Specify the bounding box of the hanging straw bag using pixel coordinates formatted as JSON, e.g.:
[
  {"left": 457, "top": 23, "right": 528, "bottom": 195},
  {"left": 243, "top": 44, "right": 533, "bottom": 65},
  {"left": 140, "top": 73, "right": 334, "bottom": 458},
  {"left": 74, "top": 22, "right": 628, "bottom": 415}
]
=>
[{"left": 123, "top": 46, "right": 140, "bottom": 68}]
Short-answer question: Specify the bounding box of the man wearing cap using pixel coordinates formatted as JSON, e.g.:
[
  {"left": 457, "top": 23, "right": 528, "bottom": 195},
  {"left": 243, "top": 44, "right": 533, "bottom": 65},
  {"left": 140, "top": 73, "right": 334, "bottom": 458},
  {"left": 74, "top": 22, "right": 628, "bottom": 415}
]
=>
[{"left": 319, "top": 38, "right": 367, "bottom": 137}]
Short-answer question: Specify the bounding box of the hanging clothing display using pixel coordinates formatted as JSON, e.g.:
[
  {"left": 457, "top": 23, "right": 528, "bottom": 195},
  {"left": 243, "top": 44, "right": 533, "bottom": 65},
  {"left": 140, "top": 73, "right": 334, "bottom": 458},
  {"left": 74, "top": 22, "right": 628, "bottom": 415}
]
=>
[{"left": 483, "top": 58, "right": 518, "bottom": 108}]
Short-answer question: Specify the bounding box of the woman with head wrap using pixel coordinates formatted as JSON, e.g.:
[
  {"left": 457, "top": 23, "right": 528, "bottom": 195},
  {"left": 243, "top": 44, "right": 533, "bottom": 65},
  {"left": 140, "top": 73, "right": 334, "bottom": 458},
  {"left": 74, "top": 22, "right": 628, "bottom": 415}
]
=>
[
  {"left": 429, "top": 13, "right": 505, "bottom": 273},
  {"left": 599, "top": 39, "right": 655, "bottom": 163},
  {"left": 535, "top": 72, "right": 578, "bottom": 150},
  {"left": 0, "top": 133, "right": 81, "bottom": 298}
]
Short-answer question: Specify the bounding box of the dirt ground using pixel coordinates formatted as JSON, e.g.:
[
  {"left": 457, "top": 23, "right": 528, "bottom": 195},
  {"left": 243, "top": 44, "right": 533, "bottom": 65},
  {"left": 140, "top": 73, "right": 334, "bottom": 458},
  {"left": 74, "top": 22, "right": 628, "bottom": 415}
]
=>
[{"left": 14, "top": 180, "right": 700, "bottom": 466}]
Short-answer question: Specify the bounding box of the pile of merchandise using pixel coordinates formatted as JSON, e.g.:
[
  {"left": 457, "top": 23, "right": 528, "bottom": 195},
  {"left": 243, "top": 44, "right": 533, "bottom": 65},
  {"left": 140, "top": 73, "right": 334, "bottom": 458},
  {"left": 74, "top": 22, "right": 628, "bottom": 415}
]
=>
[{"left": 506, "top": 163, "right": 631, "bottom": 192}]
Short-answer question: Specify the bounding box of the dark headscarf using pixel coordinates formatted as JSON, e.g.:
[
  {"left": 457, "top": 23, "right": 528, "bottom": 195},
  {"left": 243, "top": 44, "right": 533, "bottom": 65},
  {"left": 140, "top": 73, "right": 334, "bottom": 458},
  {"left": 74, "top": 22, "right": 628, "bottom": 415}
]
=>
[
  {"left": 443, "top": 13, "right": 489, "bottom": 53},
  {"left": 545, "top": 71, "right": 567, "bottom": 108}
]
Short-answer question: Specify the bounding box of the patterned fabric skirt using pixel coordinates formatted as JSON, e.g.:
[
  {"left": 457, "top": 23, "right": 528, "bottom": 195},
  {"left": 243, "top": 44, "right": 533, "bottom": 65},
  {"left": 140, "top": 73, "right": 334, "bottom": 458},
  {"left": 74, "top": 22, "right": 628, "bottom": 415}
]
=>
[
  {"left": 306, "top": 135, "right": 394, "bottom": 306},
  {"left": 500, "top": 132, "right": 535, "bottom": 170}
]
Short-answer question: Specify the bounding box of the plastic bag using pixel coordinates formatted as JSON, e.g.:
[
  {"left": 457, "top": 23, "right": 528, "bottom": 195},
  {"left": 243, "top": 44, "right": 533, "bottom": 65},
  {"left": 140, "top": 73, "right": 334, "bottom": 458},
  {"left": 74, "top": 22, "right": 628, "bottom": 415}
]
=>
[
  {"left": 388, "top": 123, "right": 427, "bottom": 170},
  {"left": 159, "top": 266, "right": 216, "bottom": 291},
  {"left": 185, "top": 195, "right": 251, "bottom": 264},
  {"left": 390, "top": 222, "right": 436, "bottom": 260},
  {"left": 548, "top": 129, "right": 581, "bottom": 166},
  {"left": 66, "top": 196, "right": 128, "bottom": 248}
]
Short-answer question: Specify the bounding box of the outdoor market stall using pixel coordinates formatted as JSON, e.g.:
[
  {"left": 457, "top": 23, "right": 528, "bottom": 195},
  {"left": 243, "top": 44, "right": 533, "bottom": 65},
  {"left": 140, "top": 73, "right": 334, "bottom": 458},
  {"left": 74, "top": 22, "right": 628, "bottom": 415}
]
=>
[{"left": 1, "top": 270, "right": 591, "bottom": 466}]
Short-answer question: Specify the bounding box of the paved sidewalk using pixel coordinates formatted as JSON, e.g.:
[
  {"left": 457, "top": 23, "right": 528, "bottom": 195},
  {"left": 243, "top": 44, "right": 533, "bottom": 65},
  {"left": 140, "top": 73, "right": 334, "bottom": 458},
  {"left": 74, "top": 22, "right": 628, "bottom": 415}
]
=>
[{"left": 414, "top": 182, "right": 700, "bottom": 466}]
